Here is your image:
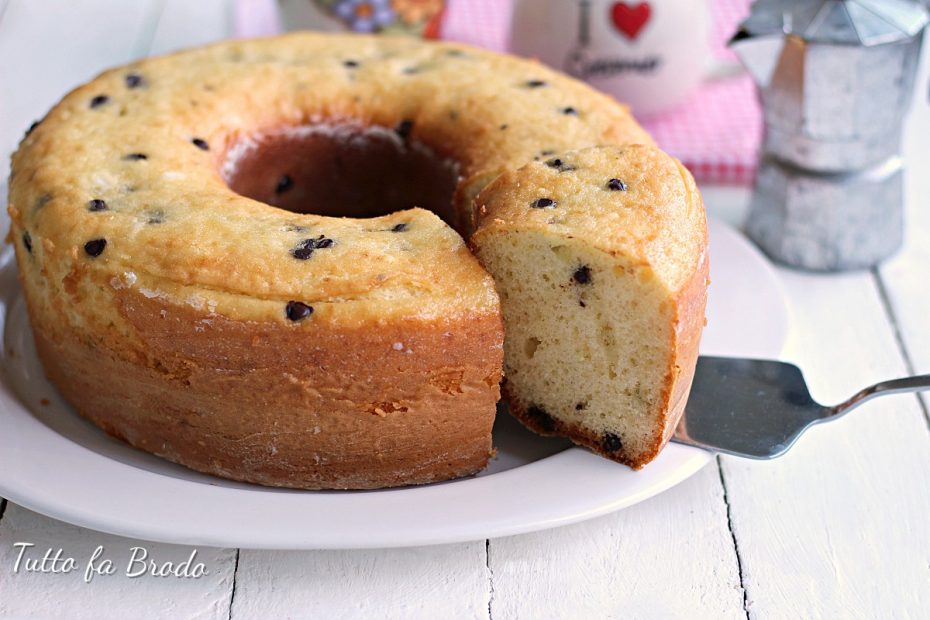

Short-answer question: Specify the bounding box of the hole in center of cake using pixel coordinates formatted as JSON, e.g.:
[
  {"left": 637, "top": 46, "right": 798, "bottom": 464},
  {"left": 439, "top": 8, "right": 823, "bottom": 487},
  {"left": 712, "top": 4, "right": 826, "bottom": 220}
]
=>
[{"left": 222, "top": 123, "right": 460, "bottom": 223}]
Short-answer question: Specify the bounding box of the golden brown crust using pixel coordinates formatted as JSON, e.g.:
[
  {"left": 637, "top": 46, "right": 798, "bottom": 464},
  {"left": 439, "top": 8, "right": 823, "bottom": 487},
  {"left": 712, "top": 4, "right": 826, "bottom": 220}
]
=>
[
  {"left": 30, "top": 288, "right": 503, "bottom": 489},
  {"left": 654, "top": 167, "right": 709, "bottom": 452}
]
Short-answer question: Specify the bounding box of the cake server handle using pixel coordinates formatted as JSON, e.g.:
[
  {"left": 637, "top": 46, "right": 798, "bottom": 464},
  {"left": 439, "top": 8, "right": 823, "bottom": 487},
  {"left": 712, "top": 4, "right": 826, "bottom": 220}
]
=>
[{"left": 828, "top": 373, "right": 930, "bottom": 419}]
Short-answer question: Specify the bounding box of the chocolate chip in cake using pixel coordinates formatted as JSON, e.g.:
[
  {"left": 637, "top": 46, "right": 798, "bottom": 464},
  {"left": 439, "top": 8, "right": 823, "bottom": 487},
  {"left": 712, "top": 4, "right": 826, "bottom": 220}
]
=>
[
  {"left": 607, "top": 178, "right": 628, "bottom": 191},
  {"left": 499, "top": 123, "right": 509, "bottom": 130},
  {"left": 25, "top": 120, "right": 40, "bottom": 137},
  {"left": 602, "top": 432, "right": 623, "bottom": 452},
  {"left": 292, "top": 235, "right": 335, "bottom": 260},
  {"left": 402, "top": 66, "right": 420, "bottom": 75},
  {"left": 22, "top": 231, "right": 32, "bottom": 254},
  {"left": 89, "top": 95, "right": 109, "bottom": 109},
  {"left": 395, "top": 119, "right": 414, "bottom": 140},
  {"left": 84, "top": 238, "right": 107, "bottom": 257},
  {"left": 572, "top": 265, "right": 592, "bottom": 284},
  {"left": 285, "top": 301, "right": 314, "bottom": 322},
  {"left": 525, "top": 79, "right": 547, "bottom": 88},
  {"left": 123, "top": 153, "right": 148, "bottom": 161},
  {"left": 192, "top": 137, "right": 209, "bottom": 151},
  {"left": 545, "top": 158, "right": 576, "bottom": 173},
  {"left": 125, "top": 73, "right": 144, "bottom": 88},
  {"left": 87, "top": 199, "right": 108, "bottom": 212},
  {"left": 531, "top": 197, "right": 556, "bottom": 209},
  {"left": 34, "top": 194, "right": 52, "bottom": 210},
  {"left": 391, "top": 223, "right": 408, "bottom": 232},
  {"left": 575, "top": 402, "right": 586, "bottom": 411},
  {"left": 145, "top": 209, "right": 165, "bottom": 224},
  {"left": 275, "top": 174, "right": 293, "bottom": 194},
  {"left": 526, "top": 405, "right": 556, "bottom": 432},
  {"left": 562, "top": 106, "right": 579, "bottom": 116},
  {"left": 291, "top": 246, "right": 313, "bottom": 260},
  {"left": 343, "top": 59, "right": 359, "bottom": 68}
]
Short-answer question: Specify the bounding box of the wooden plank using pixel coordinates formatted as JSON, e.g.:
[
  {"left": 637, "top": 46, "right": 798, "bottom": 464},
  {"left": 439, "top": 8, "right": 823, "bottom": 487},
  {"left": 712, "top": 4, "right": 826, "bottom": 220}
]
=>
[
  {"left": 877, "top": 37, "right": 930, "bottom": 414},
  {"left": 720, "top": 267, "right": 930, "bottom": 618},
  {"left": 148, "top": 0, "right": 231, "bottom": 56},
  {"left": 231, "top": 542, "right": 491, "bottom": 619},
  {"left": 0, "top": 1, "right": 238, "bottom": 616},
  {"left": 487, "top": 464, "right": 746, "bottom": 619},
  {"left": 0, "top": 504, "right": 236, "bottom": 619}
]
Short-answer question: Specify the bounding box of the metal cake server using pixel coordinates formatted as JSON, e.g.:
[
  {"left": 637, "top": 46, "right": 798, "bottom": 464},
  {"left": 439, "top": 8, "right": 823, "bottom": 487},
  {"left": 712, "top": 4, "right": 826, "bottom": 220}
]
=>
[{"left": 673, "top": 356, "right": 930, "bottom": 459}]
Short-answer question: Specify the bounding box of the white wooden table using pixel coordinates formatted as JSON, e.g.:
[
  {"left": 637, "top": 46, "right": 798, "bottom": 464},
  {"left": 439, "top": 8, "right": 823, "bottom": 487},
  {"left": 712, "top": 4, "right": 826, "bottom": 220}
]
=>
[{"left": 1, "top": 2, "right": 929, "bottom": 618}]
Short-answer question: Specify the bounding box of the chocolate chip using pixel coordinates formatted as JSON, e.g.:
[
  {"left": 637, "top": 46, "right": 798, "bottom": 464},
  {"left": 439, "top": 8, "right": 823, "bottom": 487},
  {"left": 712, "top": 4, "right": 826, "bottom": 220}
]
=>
[
  {"left": 602, "top": 432, "right": 623, "bottom": 452},
  {"left": 275, "top": 174, "right": 293, "bottom": 194},
  {"left": 572, "top": 265, "right": 592, "bottom": 284},
  {"left": 291, "top": 246, "right": 313, "bottom": 260},
  {"left": 125, "top": 74, "right": 144, "bottom": 88},
  {"left": 34, "top": 194, "right": 52, "bottom": 210},
  {"left": 575, "top": 402, "right": 586, "bottom": 411},
  {"left": 123, "top": 153, "right": 147, "bottom": 161},
  {"left": 525, "top": 79, "right": 547, "bottom": 88},
  {"left": 285, "top": 301, "right": 313, "bottom": 322},
  {"left": 25, "top": 120, "right": 40, "bottom": 137},
  {"left": 395, "top": 119, "right": 414, "bottom": 140},
  {"left": 84, "top": 238, "right": 107, "bottom": 257},
  {"left": 562, "top": 106, "right": 579, "bottom": 116},
  {"left": 145, "top": 209, "right": 165, "bottom": 224},
  {"left": 292, "top": 235, "right": 335, "bottom": 260},
  {"left": 343, "top": 59, "right": 359, "bottom": 68},
  {"left": 607, "top": 178, "right": 628, "bottom": 191},
  {"left": 391, "top": 223, "right": 408, "bottom": 232},
  {"left": 499, "top": 124, "right": 509, "bottom": 130},
  {"left": 22, "top": 231, "right": 32, "bottom": 254},
  {"left": 89, "top": 95, "right": 109, "bottom": 109},
  {"left": 531, "top": 198, "right": 556, "bottom": 209},
  {"left": 526, "top": 405, "right": 556, "bottom": 432},
  {"left": 192, "top": 138, "right": 209, "bottom": 151},
  {"left": 540, "top": 150, "right": 556, "bottom": 157},
  {"left": 87, "top": 199, "right": 108, "bottom": 212},
  {"left": 545, "top": 158, "right": 576, "bottom": 173},
  {"left": 402, "top": 66, "right": 419, "bottom": 75}
]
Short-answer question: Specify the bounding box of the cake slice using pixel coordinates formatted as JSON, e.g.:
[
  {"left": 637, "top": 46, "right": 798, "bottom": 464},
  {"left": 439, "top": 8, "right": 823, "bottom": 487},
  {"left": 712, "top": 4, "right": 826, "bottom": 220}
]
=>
[{"left": 470, "top": 145, "right": 708, "bottom": 468}]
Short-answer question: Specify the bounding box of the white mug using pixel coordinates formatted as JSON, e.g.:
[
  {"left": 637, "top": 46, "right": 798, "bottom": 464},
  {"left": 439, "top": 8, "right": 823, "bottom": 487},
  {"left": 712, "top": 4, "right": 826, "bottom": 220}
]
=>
[{"left": 511, "top": 0, "right": 712, "bottom": 117}]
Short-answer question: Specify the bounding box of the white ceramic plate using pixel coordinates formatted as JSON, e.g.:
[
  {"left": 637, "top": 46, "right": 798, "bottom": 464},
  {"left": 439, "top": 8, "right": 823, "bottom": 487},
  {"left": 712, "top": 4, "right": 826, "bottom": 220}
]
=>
[{"left": 0, "top": 218, "right": 787, "bottom": 549}]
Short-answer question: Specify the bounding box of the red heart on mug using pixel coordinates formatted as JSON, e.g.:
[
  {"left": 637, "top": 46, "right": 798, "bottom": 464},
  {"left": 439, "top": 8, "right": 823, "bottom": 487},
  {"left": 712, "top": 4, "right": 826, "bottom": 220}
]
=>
[{"left": 611, "top": 2, "right": 651, "bottom": 40}]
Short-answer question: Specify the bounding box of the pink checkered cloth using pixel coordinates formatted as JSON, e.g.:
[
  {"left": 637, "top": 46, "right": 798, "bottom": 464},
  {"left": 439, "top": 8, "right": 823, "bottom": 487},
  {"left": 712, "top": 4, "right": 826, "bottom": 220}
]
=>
[{"left": 236, "top": 0, "right": 761, "bottom": 185}]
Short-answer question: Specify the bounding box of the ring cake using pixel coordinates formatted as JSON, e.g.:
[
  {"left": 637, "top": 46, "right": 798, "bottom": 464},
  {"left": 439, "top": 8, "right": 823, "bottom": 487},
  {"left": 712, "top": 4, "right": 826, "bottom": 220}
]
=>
[{"left": 8, "top": 33, "right": 708, "bottom": 489}]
